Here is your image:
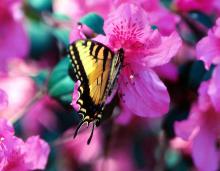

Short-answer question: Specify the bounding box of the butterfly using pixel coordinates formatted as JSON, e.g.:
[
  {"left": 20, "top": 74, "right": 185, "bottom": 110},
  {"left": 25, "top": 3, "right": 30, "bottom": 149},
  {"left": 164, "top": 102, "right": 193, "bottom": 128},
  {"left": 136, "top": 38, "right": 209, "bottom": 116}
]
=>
[{"left": 68, "top": 39, "right": 124, "bottom": 144}]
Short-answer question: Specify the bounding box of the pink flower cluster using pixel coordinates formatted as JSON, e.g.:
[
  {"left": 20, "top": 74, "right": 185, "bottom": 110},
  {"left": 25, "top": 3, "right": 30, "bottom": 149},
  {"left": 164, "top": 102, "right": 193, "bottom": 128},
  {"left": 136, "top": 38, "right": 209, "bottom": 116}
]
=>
[
  {"left": 175, "top": 66, "right": 220, "bottom": 171},
  {"left": 0, "top": 87, "right": 50, "bottom": 171},
  {"left": 175, "top": 17, "right": 220, "bottom": 171},
  {"left": 0, "top": 119, "right": 50, "bottom": 171}
]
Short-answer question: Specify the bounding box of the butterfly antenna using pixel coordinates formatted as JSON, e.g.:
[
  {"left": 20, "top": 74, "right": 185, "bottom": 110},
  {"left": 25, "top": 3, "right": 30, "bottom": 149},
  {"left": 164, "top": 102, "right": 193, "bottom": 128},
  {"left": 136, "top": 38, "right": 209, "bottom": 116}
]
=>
[
  {"left": 87, "top": 122, "right": 95, "bottom": 145},
  {"left": 74, "top": 120, "right": 86, "bottom": 138}
]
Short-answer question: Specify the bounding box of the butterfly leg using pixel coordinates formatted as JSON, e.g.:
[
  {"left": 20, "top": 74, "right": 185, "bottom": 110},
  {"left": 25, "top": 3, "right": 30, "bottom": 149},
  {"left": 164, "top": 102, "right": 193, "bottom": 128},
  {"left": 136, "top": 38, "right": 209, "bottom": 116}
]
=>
[
  {"left": 87, "top": 122, "right": 95, "bottom": 145},
  {"left": 87, "top": 117, "right": 101, "bottom": 144},
  {"left": 74, "top": 119, "right": 87, "bottom": 138}
]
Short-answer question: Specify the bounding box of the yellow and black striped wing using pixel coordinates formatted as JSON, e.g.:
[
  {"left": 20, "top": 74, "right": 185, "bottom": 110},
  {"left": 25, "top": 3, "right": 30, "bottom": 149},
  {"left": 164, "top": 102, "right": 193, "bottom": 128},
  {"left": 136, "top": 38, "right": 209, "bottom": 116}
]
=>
[{"left": 68, "top": 39, "right": 114, "bottom": 120}]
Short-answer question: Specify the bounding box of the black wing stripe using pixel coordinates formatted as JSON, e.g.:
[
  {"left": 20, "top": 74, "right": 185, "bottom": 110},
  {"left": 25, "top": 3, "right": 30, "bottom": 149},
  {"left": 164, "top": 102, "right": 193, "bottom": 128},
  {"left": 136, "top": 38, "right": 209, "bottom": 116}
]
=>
[
  {"left": 71, "top": 44, "right": 89, "bottom": 92},
  {"left": 89, "top": 41, "right": 95, "bottom": 56},
  {"left": 103, "top": 48, "right": 109, "bottom": 71},
  {"left": 95, "top": 45, "right": 102, "bottom": 59}
]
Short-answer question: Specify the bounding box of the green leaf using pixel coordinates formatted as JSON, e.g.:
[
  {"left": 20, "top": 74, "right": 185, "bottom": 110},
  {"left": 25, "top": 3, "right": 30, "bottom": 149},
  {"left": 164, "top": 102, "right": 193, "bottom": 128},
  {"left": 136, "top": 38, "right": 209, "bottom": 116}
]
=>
[
  {"left": 80, "top": 13, "right": 105, "bottom": 35},
  {"left": 52, "top": 28, "right": 70, "bottom": 47},
  {"left": 51, "top": 13, "right": 71, "bottom": 47},
  {"left": 48, "top": 57, "right": 74, "bottom": 104},
  {"left": 27, "top": 20, "right": 54, "bottom": 58},
  {"left": 26, "top": 0, "right": 52, "bottom": 12}
]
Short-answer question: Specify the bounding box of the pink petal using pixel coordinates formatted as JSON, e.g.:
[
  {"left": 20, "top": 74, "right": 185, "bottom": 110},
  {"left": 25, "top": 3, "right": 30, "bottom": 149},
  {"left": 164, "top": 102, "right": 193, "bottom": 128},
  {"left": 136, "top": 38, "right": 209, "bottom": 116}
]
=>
[
  {"left": 144, "top": 31, "right": 182, "bottom": 67},
  {"left": 198, "top": 81, "right": 212, "bottom": 111},
  {"left": 174, "top": 104, "right": 200, "bottom": 140},
  {"left": 208, "top": 65, "right": 220, "bottom": 112},
  {"left": 214, "top": 18, "right": 220, "bottom": 38},
  {"left": 53, "top": 0, "right": 111, "bottom": 20},
  {"left": 71, "top": 80, "right": 81, "bottom": 112},
  {"left": 2, "top": 138, "right": 28, "bottom": 171},
  {"left": 196, "top": 31, "right": 220, "bottom": 69},
  {"left": 148, "top": 8, "right": 179, "bottom": 36},
  {"left": 113, "top": 0, "right": 178, "bottom": 36},
  {"left": 0, "top": 118, "right": 14, "bottom": 137},
  {"left": 104, "top": 3, "right": 151, "bottom": 51},
  {"left": 0, "top": 75, "right": 36, "bottom": 122},
  {"left": 22, "top": 96, "right": 58, "bottom": 136},
  {"left": 0, "top": 19, "right": 29, "bottom": 59},
  {"left": 0, "top": 89, "right": 8, "bottom": 111},
  {"left": 64, "top": 128, "right": 102, "bottom": 163},
  {"left": 95, "top": 150, "right": 135, "bottom": 171},
  {"left": 115, "top": 104, "right": 133, "bottom": 125},
  {"left": 154, "top": 62, "right": 178, "bottom": 82},
  {"left": 119, "top": 67, "right": 170, "bottom": 117},
  {"left": 24, "top": 136, "right": 50, "bottom": 170},
  {"left": 0, "top": 4, "right": 28, "bottom": 72},
  {"left": 192, "top": 128, "right": 219, "bottom": 171},
  {"left": 93, "top": 35, "right": 110, "bottom": 47}
]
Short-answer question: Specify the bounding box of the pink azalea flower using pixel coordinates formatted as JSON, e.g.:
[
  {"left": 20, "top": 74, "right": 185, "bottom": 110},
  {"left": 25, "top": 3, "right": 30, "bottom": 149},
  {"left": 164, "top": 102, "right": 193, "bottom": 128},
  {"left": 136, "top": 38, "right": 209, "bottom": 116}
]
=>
[
  {"left": 196, "top": 18, "right": 220, "bottom": 69},
  {"left": 0, "top": 119, "right": 50, "bottom": 171},
  {"left": 0, "top": 0, "right": 29, "bottom": 72},
  {"left": 113, "top": 0, "right": 179, "bottom": 35},
  {"left": 92, "top": 3, "right": 182, "bottom": 117},
  {"left": 175, "top": 65, "right": 220, "bottom": 171},
  {"left": 173, "top": 0, "right": 220, "bottom": 14}
]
